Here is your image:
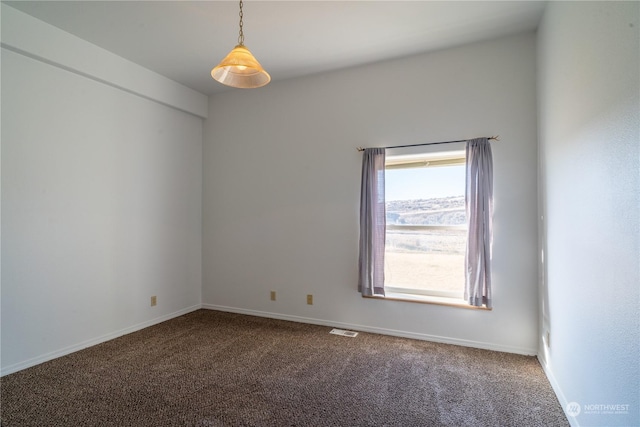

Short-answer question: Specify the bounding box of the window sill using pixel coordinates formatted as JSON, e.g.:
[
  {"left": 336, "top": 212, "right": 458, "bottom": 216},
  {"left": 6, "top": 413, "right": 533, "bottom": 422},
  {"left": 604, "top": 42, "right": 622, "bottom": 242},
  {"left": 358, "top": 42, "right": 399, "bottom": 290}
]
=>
[{"left": 363, "top": 292, "right": 492, "bottom": 310}]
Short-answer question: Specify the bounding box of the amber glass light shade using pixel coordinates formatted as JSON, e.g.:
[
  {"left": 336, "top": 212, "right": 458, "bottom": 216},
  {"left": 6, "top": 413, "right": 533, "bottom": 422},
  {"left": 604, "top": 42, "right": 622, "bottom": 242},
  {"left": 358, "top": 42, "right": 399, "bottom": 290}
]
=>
[{"left": 211, "top": 44, "right": 271, "bottom": 89}]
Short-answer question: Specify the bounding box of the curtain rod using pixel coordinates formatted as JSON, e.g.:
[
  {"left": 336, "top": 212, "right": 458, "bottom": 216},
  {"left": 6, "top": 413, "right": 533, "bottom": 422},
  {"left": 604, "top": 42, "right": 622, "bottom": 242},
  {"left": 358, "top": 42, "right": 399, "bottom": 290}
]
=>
[{"left": 356, "top": 135, "right": 499, "bottom": 152}]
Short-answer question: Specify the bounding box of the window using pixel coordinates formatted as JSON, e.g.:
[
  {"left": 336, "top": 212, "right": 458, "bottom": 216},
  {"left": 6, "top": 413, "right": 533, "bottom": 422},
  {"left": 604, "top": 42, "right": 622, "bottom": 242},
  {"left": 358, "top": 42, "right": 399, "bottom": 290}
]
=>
[
  {"left": 358, "top": 139, "right": 493, "bottom": 308},
  {"left": 384, "top": 150, "right": 466, "bottom": 300}
]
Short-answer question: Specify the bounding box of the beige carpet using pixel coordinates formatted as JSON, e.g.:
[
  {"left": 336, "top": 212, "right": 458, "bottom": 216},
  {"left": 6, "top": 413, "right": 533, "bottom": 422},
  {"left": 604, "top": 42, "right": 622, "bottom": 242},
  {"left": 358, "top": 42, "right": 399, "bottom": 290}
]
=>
[{"left": 1, "top": 309, "right": 569, "bottom": 426}]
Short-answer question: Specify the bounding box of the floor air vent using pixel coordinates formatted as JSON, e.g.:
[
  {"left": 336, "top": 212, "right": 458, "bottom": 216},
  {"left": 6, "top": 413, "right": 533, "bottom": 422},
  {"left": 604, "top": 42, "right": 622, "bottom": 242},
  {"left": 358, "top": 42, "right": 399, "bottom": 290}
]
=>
[{"left": 330, "top": 328, "right": 358, "bottom": 337}]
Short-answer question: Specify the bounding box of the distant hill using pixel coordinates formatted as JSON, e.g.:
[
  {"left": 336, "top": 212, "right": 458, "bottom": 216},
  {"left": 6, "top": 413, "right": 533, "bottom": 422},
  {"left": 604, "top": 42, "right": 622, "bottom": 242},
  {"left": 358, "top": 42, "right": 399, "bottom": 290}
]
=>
[{"left": 386, "top": 196, "right": 465, "bottom": 226}]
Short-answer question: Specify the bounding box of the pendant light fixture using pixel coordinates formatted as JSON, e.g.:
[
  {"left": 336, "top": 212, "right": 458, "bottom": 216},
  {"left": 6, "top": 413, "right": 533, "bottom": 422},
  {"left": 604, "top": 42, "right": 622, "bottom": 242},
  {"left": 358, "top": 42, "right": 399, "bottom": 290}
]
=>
[{"left": 211, "top": 0, "right": 270, "bottom": 89}]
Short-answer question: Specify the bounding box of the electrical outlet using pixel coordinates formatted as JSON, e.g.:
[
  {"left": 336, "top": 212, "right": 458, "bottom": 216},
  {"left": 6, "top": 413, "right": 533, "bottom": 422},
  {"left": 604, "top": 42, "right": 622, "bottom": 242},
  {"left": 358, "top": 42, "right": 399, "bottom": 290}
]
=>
[
  {"left": 151, "top": 296, "right": 157, "bottom": 307},
  {"left": 307, "top": 294, "right": 313, "bottom": 305},
  {"left": 270, "top": 291, "right": 276, "bottom": 301}
]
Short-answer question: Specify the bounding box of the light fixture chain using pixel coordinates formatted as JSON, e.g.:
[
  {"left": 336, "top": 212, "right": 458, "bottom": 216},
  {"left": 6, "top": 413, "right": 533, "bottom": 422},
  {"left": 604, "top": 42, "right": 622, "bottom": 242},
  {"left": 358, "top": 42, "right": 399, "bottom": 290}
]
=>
[{"left": 238, "top": 0, "right": 244, "bottom": 46}]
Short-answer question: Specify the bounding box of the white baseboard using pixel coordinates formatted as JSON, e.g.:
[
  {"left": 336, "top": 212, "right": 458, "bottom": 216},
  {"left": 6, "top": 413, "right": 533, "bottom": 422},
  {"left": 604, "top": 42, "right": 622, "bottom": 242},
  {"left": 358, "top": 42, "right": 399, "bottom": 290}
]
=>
[
  {"left": 201, "top": 304, "right": 538, "bottom": 356},
  {"left": 0, "top": 304, "right": 202, "bottom": 377},
  {"left": 538, "top": 354, "right": 577, "bottom": 427},
  {"left": 3, "top": 303, "right": 539, "bottom": 377}
]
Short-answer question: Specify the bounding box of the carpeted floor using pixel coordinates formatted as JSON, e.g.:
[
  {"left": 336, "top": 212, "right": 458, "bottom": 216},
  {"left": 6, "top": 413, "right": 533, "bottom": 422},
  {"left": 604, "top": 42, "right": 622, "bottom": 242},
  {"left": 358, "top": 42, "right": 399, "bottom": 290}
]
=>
[{"left": 1, "top": 310, "right": 569, "bottom": 426}]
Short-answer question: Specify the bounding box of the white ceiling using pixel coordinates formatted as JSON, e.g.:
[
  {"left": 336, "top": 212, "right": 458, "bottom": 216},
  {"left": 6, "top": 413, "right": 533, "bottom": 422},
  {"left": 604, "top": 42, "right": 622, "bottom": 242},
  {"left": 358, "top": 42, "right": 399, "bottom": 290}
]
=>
[{"left": 4, "top": 1, "right": 546, "bottom": 95}]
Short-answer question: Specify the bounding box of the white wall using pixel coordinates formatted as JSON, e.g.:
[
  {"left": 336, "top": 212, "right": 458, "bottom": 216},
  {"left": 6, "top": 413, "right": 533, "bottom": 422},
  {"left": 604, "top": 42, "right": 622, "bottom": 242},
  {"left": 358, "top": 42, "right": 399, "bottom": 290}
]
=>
[
  {"left": 1, "top": 6, "right": 205, "bottom": 375},
  {"left": 203, "top": 33, "right": 539, "bottom": 355},
  {"left": 537, "top": 2, "right": 639, "bottom": 426},
  {"left": 0, "top": 5, "right": 207, "bottom": 119}
]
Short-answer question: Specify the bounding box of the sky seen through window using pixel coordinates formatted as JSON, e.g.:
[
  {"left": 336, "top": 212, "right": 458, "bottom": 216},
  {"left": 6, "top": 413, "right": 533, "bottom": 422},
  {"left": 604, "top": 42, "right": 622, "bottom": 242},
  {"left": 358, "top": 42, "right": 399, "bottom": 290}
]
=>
[{"left": 385, "top": 166, "right": 465, "bottom": 201}]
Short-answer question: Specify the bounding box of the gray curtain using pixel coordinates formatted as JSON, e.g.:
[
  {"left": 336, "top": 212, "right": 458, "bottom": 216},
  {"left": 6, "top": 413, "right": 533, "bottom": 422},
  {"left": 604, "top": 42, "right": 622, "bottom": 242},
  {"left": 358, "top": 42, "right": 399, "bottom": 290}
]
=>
[
  {"left": 358, "top": 148, "right": 386, "bottom": 296},
  {"left": 465, "top": 138, "right": 493, "bottom": 308}
]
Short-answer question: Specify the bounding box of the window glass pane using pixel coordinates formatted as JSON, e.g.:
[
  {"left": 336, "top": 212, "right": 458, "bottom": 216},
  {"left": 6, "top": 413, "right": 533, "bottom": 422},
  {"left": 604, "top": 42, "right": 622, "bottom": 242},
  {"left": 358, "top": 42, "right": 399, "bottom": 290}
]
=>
[{"left": 385, "top": 162, "right": 466, "bottom": 297}]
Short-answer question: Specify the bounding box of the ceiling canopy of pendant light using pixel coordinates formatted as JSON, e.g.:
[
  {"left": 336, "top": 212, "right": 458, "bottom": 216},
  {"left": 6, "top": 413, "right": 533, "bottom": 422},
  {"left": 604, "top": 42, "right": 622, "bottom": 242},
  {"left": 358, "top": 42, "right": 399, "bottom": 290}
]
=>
[{"left": 211, "top": 0, "right": 270, "bottom": 89}]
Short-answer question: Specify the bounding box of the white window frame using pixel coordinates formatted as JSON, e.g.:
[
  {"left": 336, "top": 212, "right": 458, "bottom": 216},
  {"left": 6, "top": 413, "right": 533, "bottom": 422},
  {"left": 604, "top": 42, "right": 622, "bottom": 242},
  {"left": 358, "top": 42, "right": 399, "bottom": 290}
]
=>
[{"left": 384, "top": 143, "right": 467, "bottom": 301}]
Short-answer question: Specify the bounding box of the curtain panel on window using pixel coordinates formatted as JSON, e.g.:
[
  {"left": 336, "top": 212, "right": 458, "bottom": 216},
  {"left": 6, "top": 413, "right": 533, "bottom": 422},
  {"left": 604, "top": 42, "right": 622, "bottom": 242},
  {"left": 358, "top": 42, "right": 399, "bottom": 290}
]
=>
[
  {"left": 358, "top": 148, "right": 386, "bottom": 297},
  {"left": 465, "top": 138, "right": 494, "bottom": 308}
]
